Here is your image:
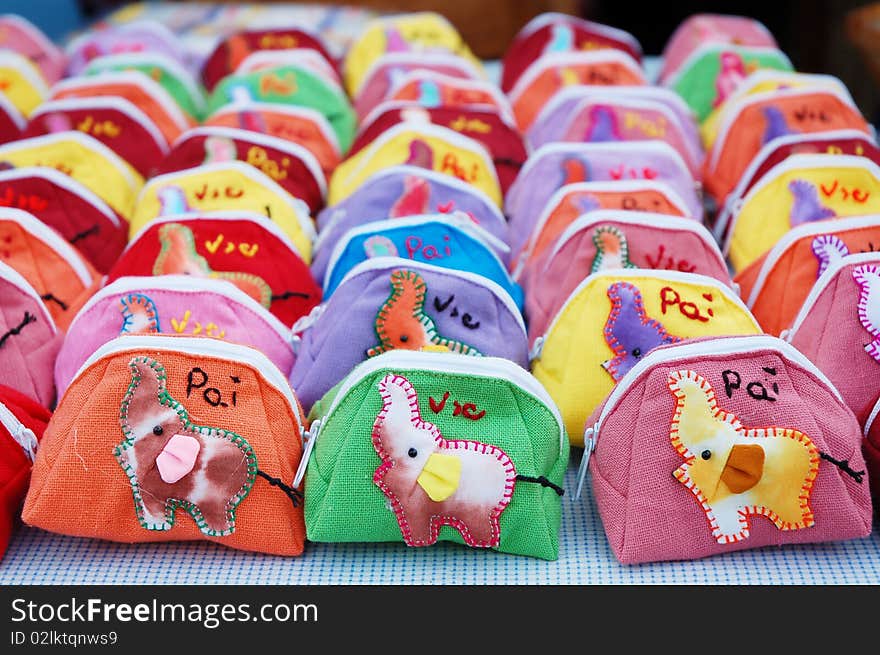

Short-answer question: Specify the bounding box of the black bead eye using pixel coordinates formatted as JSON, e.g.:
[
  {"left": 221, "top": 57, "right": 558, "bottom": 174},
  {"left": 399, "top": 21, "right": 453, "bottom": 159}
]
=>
[
  {"left": 408, "top": 448, "right": 418, "bottom": 458},
  {"left": 631, "top": 348, "right": 641, "bottom": 358},
  {"left": 399, "top": 335, "right": 409, "bottom": 343},
  {"left": 701, "top": 450, "right": 711, "bottom": 460},
  {"left": 153, "top": 425, "right": 164, "bottom": 436}
]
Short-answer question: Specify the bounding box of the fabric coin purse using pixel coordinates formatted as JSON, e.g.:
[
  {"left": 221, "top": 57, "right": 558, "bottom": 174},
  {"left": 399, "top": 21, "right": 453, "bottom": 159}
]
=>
[
  {"left": 0, "top": 14, "right": 65, "bottom": 84},
  {"left": 109, "top": 212, "right": 320, "bottom": 327},
  {"left": 353, "top": 103, "right": 526, "bottom": 194},
  {"left": 0, "top": 51, "right": 48, "bottom": 117},
  {"left": 0, "top": 261, "right": 60, "bottom": 408},
  {"left": 501, "top": 13, "right": 642, "bottom": 93},
  {"left": 320, "top": 213, "right": 520, "bottom": 307},
  {"left": 25, "top": 96, "right": 169, "bottom": 178},
  {"left": 725, "top": 154, "right": 880, "bottom": 273},
  {"left": 204, "top": 102, "right": 341, "bottom": 176},
  {"left": 523, "top": 211, "right": 731, "bottom": 341},
  {"left": 0, "top": 207, "right": 99, "bottom": 330},
  {"left": 511, "top": 179, "right": 691, "bottom": 275},
  {"left": 0, "top": 131, "right": 143, "bottom": 220},
  {"left": 55, "top": 274, "right": 295, "bottom": 396},
  {"left": 312, "top": 166, "right": 507, "bottom": 283},
  {"left": 65, "top": 20, "right": 189, "bottom": 76},
  {"left": 302, "top": 350, "right": 568, "bottom": 559},
  {"left": 506, "top": 141, "right": 701, "bottom": 257},
  {"left": 329, "top": 122, "right": 502, "bottom": 207},
  {"left": 206, "top": 65, "right": 356, "bottom": 153},
  {"left": 509, "top": 50, "right": 647, "bottom": 131},
  {"left": 234, "top": 48, "right": 340, "bottom": 86},
  {"left": 737, "top": 215, "right": 880, "bottom": 335},
  {"left": 130, "top": 161, "right": 316, "bottom": 262},
  {"left": 378, "top": 70, "right": 514, "bottom": 122},
  {"left": 531, "top": 269, "right": 761, "bottom": 443},
  {"left": 201, "top": 27, "right": 336, "bottom": 92},
  {"left": 704, "top": 86, "right": 869, "bottom": 206},
  {"left": 23, "top": 334, "right": 307, "bottom": 555},
  {"left": 157, "top": 126, "right": 326, "bottom": 213},
  {"left": 781, "top": 252, "right": 880, "bottom": 423},
  {"left": 291, "top": 257, "right": 527, "bottom": 409},
  {"left": 0, "top": 383, "right": 50, "bottom": 560},
  {"left": 583, "top": 334, "right": 871, "bottom": 563},
  {"left": 0, "top": 167, "right": 126, "bottom": 273}
]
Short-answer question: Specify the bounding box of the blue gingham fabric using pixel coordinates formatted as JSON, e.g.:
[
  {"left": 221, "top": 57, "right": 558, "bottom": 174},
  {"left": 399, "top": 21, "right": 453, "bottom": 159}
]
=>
[{"left": 3, "top": 455, "right": 878, "bottom": 584}]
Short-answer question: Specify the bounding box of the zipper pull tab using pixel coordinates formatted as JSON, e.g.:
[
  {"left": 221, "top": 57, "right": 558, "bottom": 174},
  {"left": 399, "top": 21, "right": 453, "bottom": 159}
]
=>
[
  {"left": 779, "top": 328, "right": 792, "bottom": 343},
  {"left": 0, "top": 403, "right": 38, "bottom": 462},
  {"left": 574, "top": 424, "right": 598, "bottom": 500},
  {"left": 528, "top": 336, "right": 545, "bottom": 363},
  {"left": 293, "top": 417, "right": 323, "bottom": 488},
  {"left": 290, "top": 303, "right": 326, "bottom": 355}
]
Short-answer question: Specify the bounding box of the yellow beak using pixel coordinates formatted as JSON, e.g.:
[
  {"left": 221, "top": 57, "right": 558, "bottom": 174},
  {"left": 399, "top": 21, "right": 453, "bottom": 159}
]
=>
[{"left": 416, "top": 452, "right": 462, "bottom": 502}]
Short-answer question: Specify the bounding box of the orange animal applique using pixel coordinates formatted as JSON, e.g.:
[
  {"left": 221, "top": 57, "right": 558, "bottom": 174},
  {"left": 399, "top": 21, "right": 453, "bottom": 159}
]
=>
[
  {"left": 667, "top": 370, "right": 819, "bottom": 544},
  {"left": 366, "top": 269, "right": 481, "bottom": 357},
  {"left": 153, "top": 223, "right": 272, "bottom": 308}
]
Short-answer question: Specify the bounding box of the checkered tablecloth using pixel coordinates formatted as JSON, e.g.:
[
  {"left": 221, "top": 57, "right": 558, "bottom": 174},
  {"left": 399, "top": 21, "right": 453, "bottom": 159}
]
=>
[{"left": 3, "top": 455, "right": 878, "bottom": 585}]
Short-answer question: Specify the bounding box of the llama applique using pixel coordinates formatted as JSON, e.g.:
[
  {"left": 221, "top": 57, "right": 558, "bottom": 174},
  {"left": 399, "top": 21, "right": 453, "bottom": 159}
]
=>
[
  {"left": 119, "top": 293, "right": 160, "bottom": 334},
  {"left": 667, "top": 370, "right": 819, "bottom": 544},
  {"left": 115, "top": 356, "right": 257, "bottom": 536},
  {"left": 590, "top": 226, "right": 637, "bottom": 273},
  {"left": 371, "top": 373, "right": 516, "bottom": 547},
  {"left": 602, "top": 281, "right": 679, "bottom": 381},
  {"left": 852, "top": 263, "right": 880, "bottom": 362},
  {"left": 789, "top": 179, "right": 836, "bottom": 226},
  {"left": 153, "top": 223, "right": 272, "bottom": 307},
  {"left": 366, "top": 269, "right": 481, "bottom": 357}
]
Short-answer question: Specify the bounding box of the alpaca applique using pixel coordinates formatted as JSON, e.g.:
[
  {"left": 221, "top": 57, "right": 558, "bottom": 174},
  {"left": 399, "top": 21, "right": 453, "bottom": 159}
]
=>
[
  {"left": 789, "top": 179, "right": 836, "bottom": 226},
  {"left": 390, "top": 175, "right": 430, "bottom": 217},
  {"left": 583, "top": 105, "right": 621, "bottom": 142},
  {"left": 115, "top": 356, "right": 257, "bottom": 536},
  {"left": 366, "top": 269, "right": 481, "bottom": 357},
  {"left": 811, "top": 234, "right": 849, "bottom": 277},
  {"left": 761, "top": 106, "right": 794, "bottom": 144},
  {"left": 203, "top": 135, "right": 237, "bottom": 164},
  {"left": 602, "top": 281, "right": 679, "bottom": 381},
  {"left": 590, "top": 226, "right": 637, "bottom": 273},
  {"left": 667, "top": 370, "right": 819, "bottom": 544},
  {"left": 157, "top": 185, "right": 193, "bottom": 216},
  {"left": 712, "top": 51, "right": 746, "bottom": 109},
  {"left": 404, "top": 138, "right": 434, "bottom": 169},
  {"left": 852, "top": 264, "right": 880, "bottom": 362},
  {"left": 371, "top": 373, "right": 516, "bottom": 547},
  {"left": 119, "top": 293, "right": 160, "bottom": 334},
  {"left": 153, "top": 223, "right": 272, "bottom": 308}
]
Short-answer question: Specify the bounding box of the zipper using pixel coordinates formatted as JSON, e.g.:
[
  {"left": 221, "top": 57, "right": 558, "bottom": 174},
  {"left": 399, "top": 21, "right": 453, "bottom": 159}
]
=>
[
  {"left": 574, "top": 334, "right": 842, "bottom": 497},
  {"left": 0, "top": 207, "right": 93, "bottom": 286},
  {"left": 722, "top": 154, "right": 880, "bottom": 256},
  {"left": 32, "top": 96, "right": 169, "bottom": 151},
  {"left": 354, "top": 51, "right": 485, "bottom": 98},
  {"left": 322, "top": 213, "right": 512, "bottom": 290},
  {"left": 531, "top": 268, "right": 756, "bottom": 363},
  {"left": 0, "top": 167, "right": 121, "bottom": 227},
  {"left": 864, "top": 397, "right": 880, "bottom": 438},
  {"left": 65, "top": 274, "right": 292, "bottom": 343},
  {"left": 178, "top": 125, "right": 327, "bottom": 196},
  {"left": 139, "top": 161, "right": 317, "bottom": 242},
  {"left": 236, "top": 50, "right": 341, "bottom": 87},
  {"left": 663, "top": 43, "right": 791, "bottom": 91},
  {"left": 783, "top": 251, "right": 880, "bottom": 340},
  {"left": 0, "top": 261, "right": 57, "bottom": 334},
  {"left": 71, "top": 333, "right": 303, "bottom": 425},
  {"left": 745, "top": 214, "right": 880, "bottom": 309},
  {"left": 0, "top": 400, "right": 38, "bottom": 462},
  {"left": 208, "top": 102, "right": 341, "bottom": 156},
  {"left": 709, "top": 85, "right": 860, "bottom": 173}
]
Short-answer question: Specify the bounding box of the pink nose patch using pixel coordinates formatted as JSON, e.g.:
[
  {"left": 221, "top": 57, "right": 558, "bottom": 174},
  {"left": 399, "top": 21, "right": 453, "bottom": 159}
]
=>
[{"left": 156, "top": 434, "right": 201, "bottom": 484}]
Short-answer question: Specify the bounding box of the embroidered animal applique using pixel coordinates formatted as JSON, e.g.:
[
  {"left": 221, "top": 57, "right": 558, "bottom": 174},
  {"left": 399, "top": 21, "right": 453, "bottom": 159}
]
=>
[
  {"left": 560, "top": 158, "right": 589, "bottom": 186},
  {"left": 713, "top": 51, "right": 746, "bottom": 109},
  {"left": 119, "top": 293, "right": 160, "bottom": 334},
  {"left": 761, "top": 106, "right": 794, "bottom": 144},
  {"left": 366, "top": 269, "right": 481, "bottom": 357},
  {"left": 157, "top": 185, "right": 193, "bottom": 216},
  {"left": 789, "top": 179, "right": 836, "bottom": 226},
  {"left": 390, "top": 175, "right": 430, "bottom": 217},
  {"left": 584, "top": 105, "right": 621, "bottom": 142},
  {"left": 852, "top": 264, "right": 880, "bottom": 362},
  {"left": 590, "top": 226, "right": 637, "bottom": 273},
  {"left": 115, "top": 356, "right": 257, "bottom": 536},
  {"left": 363, "top": 234, "right": 399, "bottom": 258},
  {"left": 153, "top": 223, "right": 272, "bottom": 308},
  {"left": 203, "top": 135, "right": 238, "bottom": 164},
  {"left": 811, "top": 234, "right": 849, "bottom": 277},
  {"left": 667, "top": 370, "right": 819, "bottom": 543},
  {"left": 404, "top": 138, "right": 434, "bottom": 169},
  {"left": 371, "top": 373, "right": 516, "bottom": 547},
  {"left": 602, "top": 281, "right": 679, "bottom": 381}
]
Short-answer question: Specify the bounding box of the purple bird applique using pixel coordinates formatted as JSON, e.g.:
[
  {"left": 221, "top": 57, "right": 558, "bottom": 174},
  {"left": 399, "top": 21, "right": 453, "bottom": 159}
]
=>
[
  {"left": 584, "top": 105, "right": 621, "bottom": 142},
  {"left": 602, "top": 281, "right": 680, "bottom": 381},
  {"left": 789, "top": 179, "right": 836, "bottom": 227},
  {"left": 761, "top": 106, "right": 794, "bottom": 144}
]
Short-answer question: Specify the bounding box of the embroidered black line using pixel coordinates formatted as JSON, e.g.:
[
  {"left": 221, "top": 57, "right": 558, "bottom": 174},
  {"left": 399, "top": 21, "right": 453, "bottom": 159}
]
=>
[
  {"left": 40, "top": 293, "right": 68, "bottom": 311},
  {"left": 271, "top": 290, "right": 311, "bottom": 301},
  {"left": 493, "top": 156, "right": 525, "bottom": 169},
  {"left": 0, "top": 311, "right": 36, "bottom": 349},
  {"left": 515, "top": 474, "right": 564, "bottom": 496},
  {"left": 69, "top": 224, "right": 100, "bottom": 243},
  {"left": 256, "top": 469, "right": 304, "bottom": 506},
  {"left": 819, "top": 451, "right": 865, "bottom": 483}
]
